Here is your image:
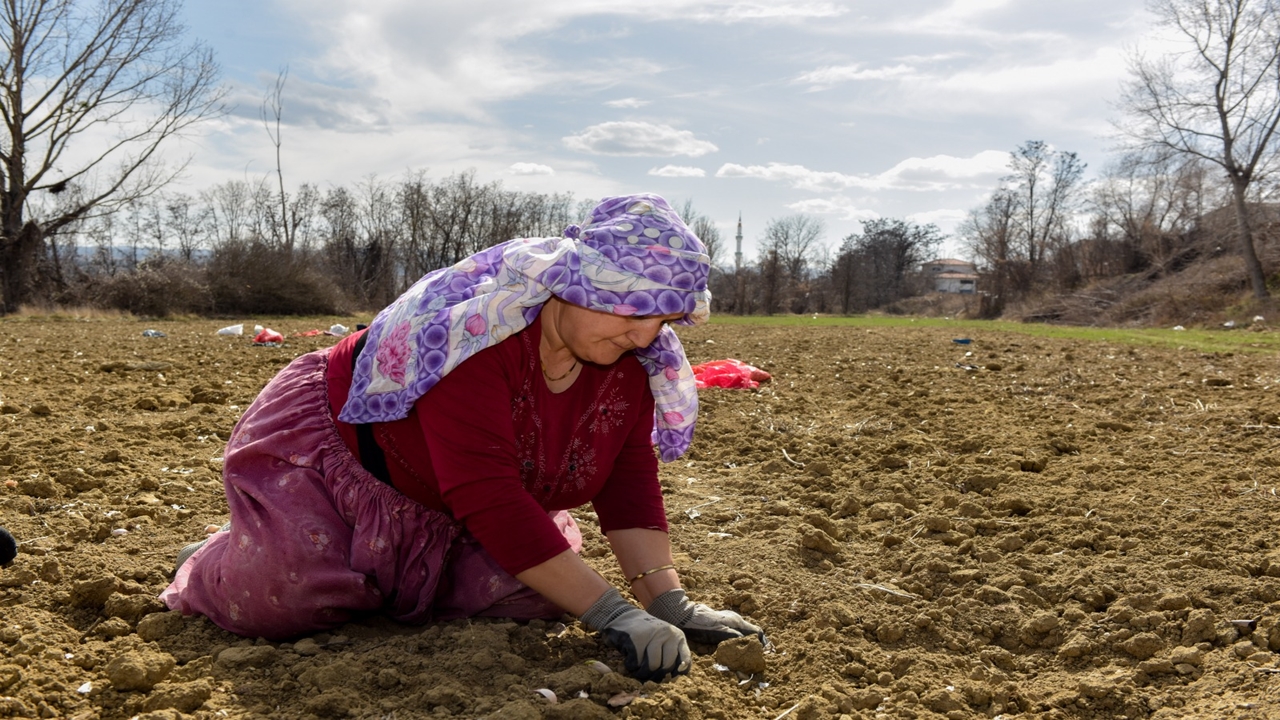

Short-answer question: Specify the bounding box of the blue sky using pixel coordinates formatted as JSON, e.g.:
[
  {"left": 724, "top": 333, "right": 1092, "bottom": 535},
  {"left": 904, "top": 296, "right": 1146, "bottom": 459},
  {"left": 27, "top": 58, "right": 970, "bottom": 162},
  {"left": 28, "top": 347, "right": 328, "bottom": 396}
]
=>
[{"left": 175, "top": 0, "right": 1154, "bottom": 260}]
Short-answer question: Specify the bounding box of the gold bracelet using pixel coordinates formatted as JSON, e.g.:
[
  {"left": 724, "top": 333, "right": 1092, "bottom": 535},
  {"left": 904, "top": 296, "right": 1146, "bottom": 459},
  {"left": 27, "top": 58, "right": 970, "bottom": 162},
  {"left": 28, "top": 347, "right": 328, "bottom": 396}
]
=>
[{"left": 628, "top": 564, "right": 676, "bottom": 584}]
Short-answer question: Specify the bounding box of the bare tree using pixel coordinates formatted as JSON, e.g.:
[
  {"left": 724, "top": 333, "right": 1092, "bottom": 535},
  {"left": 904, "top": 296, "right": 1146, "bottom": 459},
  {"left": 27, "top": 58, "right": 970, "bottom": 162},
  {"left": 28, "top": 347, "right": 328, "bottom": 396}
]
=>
[
  {"left": 163, "top": 192, "right": 208, "bottom": 263},
  {"left": 758, "top": 214, "right": 825, "bottom": 312},
  {"left": 832, "top": 218, "right": 944, "bottom": 312},
  {"left": 676, "top": 199, "right": 723, "bottom": 267},
  {"left": 1091, "top": 149, "right": 1215, "bottom": 276},
  {"left": 1006, "top": 141, "right": 1087, "bottom": 288},
  {"left": 203, "top": 180, "right": 250, "bottom": 247},
  {"left": 1122, "top": 0, "right": 1280, "bottom": 298},
  {"left": 0, "top": 0, "right": 223, "bottom": 311},
  {"left": 962, "top": 141, "right": 1085, "bottom": 309},
  {"left": 961, "top": 189, "right": 1018, "bottom": 316},
  {"left": 756, "top": 245, "right": 784, "bottom": 314},
  {"left": 764, "top": 215, "right": 825, "bottom": 282},
  {"left": 261, "top": 67, "right": 298, "bottom": 253}
]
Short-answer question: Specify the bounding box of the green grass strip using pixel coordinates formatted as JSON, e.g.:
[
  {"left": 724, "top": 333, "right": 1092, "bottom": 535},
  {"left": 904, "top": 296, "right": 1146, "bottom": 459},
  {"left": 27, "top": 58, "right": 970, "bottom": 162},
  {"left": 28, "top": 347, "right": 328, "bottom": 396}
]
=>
[{"left": 707, "top": 314, "right": 1280, "bottom": 354}]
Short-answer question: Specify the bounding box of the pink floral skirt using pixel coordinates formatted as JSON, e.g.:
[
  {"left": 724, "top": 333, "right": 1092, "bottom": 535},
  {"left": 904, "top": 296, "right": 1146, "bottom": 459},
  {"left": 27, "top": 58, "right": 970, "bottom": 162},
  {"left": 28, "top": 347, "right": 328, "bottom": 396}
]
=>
[{"left": 160, "top": 347, "right": 579, "bottom": 639}]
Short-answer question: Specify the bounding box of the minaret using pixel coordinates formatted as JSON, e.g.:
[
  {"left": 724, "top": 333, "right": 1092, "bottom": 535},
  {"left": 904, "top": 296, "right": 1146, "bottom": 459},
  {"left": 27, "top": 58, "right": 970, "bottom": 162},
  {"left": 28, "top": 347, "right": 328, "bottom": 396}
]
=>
[{"left": 734, "top": 213, "right": 743, "bottom": 272}]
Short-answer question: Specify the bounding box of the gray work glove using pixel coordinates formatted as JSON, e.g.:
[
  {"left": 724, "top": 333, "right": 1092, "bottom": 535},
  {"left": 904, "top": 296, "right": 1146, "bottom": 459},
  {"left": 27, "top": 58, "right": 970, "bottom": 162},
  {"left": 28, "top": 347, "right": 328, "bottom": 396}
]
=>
[
  {"left": 581, "top": 588, "right": 691, "bottom": 682},
  {"left": 647, "top": 588, "right": 766, "bottom": 646}
]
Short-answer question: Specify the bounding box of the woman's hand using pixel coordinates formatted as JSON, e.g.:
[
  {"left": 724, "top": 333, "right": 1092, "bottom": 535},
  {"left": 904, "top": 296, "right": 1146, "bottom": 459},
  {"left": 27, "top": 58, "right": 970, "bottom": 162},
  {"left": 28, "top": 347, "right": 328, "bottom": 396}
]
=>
[
  {"left": 514, "top": 550, "right": 691, "bottom": 681},
  {"left": 647, "top": 588, "right": 766, "bottom": 646},
  {"left": 581, "top": 588, "right": 691, "bottom": 681}
]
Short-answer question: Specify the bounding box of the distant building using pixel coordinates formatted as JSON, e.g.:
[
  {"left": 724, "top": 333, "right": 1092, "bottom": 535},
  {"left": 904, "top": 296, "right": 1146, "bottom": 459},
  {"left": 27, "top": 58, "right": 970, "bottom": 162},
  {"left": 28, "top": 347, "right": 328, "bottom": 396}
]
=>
[
  {"left": 734, "top": 213, "right": 743, "bottom": 272},
  {"left": 921, "top": 258, "right": 978, "bottom": 294}
]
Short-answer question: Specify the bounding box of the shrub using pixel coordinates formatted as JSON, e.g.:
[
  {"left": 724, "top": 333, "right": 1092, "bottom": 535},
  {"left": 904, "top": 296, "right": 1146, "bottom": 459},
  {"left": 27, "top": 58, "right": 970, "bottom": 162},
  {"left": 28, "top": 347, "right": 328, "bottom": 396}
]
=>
[
  {"left": 92, "top": 260, "right": 213, "bottom": 317},
  {"left": 205, "top": 240, "right": 348, "bottom": 316}
]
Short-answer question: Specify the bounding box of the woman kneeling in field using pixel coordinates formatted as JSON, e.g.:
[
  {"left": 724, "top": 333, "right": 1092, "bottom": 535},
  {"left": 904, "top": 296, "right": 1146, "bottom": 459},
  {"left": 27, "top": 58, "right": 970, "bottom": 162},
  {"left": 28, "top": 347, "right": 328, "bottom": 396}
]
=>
[{"left": 161, "top": 194, "right": 763, "bottom": 681}]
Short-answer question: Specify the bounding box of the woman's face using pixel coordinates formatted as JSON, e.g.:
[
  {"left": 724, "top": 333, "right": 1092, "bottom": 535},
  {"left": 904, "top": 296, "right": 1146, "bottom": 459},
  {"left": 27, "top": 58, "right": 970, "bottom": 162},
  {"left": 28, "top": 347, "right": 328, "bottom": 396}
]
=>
[{"left": 556, "top": 302, "right": 684, "bottom": 365}]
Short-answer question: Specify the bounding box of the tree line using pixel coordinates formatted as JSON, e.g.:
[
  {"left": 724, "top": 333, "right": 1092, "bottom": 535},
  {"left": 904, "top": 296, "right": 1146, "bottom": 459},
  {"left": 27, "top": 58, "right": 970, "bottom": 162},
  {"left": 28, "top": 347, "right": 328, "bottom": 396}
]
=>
[
  {"left": 23, "top": 135, "right": 1277, "bottom": 319},
  {"left": 47, "top": 171, "right": 585, "bottom": 315}
]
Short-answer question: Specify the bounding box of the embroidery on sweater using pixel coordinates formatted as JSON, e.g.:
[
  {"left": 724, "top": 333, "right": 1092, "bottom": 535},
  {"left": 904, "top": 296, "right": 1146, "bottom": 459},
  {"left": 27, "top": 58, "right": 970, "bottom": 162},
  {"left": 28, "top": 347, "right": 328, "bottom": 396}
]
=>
[
  {"left": 587, "top": 385, "right": 630, "bottom": 435},
  {"left": 562, "top": 438, "right": 599, "bottom": 492},
  {"left": 515, "top": 331, "right": 549, "bottom": 499}
]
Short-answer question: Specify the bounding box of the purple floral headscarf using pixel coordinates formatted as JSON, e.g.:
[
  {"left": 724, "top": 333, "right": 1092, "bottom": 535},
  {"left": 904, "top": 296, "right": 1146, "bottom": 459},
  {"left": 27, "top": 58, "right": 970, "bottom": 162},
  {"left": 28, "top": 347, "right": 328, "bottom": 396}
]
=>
[{"left": 338, "top": 193, "right": 711, "bottom": 462}]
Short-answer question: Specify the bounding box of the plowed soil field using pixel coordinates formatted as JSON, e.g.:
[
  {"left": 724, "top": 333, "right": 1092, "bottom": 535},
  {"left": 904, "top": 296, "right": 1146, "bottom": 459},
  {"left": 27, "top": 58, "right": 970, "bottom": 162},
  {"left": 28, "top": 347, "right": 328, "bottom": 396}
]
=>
[{"left": 0, "top": 316, "right": 1278, "bottom": 720}]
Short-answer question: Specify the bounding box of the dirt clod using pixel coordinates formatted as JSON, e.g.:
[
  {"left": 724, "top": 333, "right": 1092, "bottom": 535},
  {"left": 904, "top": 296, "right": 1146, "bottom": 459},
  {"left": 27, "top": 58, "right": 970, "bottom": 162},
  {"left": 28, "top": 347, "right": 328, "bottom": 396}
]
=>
[
  {"left": 713, "top": 636, "right": 766, "bottom": 674},
  {"left": 105, "top": 648, "right": 175, "bottom": 691}
]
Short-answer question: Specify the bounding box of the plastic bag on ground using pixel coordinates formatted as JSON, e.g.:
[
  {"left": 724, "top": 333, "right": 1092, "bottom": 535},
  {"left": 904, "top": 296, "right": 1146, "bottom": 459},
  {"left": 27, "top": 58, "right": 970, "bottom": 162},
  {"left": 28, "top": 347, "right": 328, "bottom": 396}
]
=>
[
  {"left": 216, "top": 324, "right": 244, "bottom": 336},
  {"left": 253, "top": 328, "right": 284, "bottom": 344},
  {"left": 294, "top": 325, "right": 349, "bottom": 338},
  {"left": 691, "top": 359, "right": 771, "bottom": 390}
]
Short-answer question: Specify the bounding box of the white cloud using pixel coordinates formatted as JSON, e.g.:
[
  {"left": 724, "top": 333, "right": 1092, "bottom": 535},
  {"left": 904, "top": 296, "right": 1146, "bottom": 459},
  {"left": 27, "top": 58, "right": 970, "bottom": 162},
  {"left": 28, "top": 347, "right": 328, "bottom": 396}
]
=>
[
  {"left": 795, "top": 64, "right": 915, "bottom": 89},
  {"left": 881, "top": 151, "right": 1009, "bottom": 190},
  {"left": 897, "top": 0, "right": 1017, "bottom": 36},
  {"left": 509, "top": 162, "right": 555, "bottom": 175},
  {"left": 906, "top": 208, "right": 970, "bottom": 233},
  {"left": 276, "top": 0, "right": 856, "bottom": 119},
  {"left": 564, "top": 122, "right": 719, "bottom": 157},
  {"left": 786, "top": 197, "right": 880, "bottom": 221},
  {"left": 605, "top": 98, "right": 650, "bottom": 108},
  {"left": 716, "top": 150, "right": 1008, "bottom": 193},
  {"left": 687, "top": 1, "right": 849, "bottom": 22},
  {"left": 649, "top": 165, "right": 707, "bottom": 177},
  {"left": 927, "top": 48, "right": 1128, "bottom": 103},
  {"left": 883, "top": 47, "right": 1133, "bottom": 135},
  {"left": 717, "top": 162, "right": 858, "bottom": 192},
  {"left": 224, "top": 75, "right": 392, "bottom": 131}
]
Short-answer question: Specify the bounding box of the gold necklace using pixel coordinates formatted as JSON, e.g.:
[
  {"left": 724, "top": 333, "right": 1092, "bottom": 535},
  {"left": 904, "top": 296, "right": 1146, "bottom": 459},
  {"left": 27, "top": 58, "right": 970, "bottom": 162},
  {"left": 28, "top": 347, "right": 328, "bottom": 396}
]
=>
[{"left": 541, "top": 358, "right": 578, "bottom": 382}]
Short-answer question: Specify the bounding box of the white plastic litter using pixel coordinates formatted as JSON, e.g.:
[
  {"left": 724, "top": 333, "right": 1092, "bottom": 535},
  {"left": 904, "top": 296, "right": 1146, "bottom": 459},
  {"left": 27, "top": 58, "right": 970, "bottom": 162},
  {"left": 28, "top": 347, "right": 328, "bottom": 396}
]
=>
[
  {"left": 216, "top": 324, "right": 244, "bottom": 336},
  {"left": 110, "top": 528, "right": 128, "bottom": 537},
  {"left": 77, "top": 682, "right": 92, "bottom": 694},
  {"left": 534, "top": 688, "right": 557, "bottom": 703},
  {"left": 329, "top": 324, "right": 349, "bottom": 336},
  {"left": 1173, "top": 325, "right": 1185, "bottom": 331},
  {"left": 608, "top": 692, "right": 639, "bottom": 707}
]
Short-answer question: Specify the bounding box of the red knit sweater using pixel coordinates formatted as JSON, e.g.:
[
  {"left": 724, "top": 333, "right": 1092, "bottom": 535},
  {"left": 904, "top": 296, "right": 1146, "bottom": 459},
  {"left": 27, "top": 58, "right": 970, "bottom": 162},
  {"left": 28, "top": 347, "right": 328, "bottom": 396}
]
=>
[{"left": 326, "top": 313, "right": 668, "bottom": 575}]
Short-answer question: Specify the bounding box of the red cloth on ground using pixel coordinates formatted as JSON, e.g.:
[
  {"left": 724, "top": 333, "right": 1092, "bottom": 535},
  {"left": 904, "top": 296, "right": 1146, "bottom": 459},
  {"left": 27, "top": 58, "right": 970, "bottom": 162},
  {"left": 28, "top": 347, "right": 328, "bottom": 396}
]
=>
[
  {"left": 691, "top": 358, "right": 771, "bottom": 389},
  {"left": 327, "top": 314, "right": 667, "bottom": 576}
]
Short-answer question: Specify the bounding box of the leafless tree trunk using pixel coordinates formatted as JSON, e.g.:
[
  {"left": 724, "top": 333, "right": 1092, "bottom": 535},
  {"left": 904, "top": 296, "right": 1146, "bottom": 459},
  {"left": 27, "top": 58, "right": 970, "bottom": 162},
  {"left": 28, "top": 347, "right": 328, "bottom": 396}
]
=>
[
  {"left": 164, "top": 193, "right": 208, "bottom": 263},
  {"left": 1005, "top": 141, "right": 1086, "bottom": 289},
  {"left": 962, "top": 189, "right": 1018, "bottom": 316},
  {"left": 834, "top": 219, "right": 944, "bottom": 311},
  {"left": 261, "top": 68, "right": 292, "bottom": 254},
  {"left": 758, "top": 214, "right": 825, "bottom": 312},
  {"left": 676, "top": 199, "right": 722, "bottom": 267},
  {"left": 203, "top": 182, "right": 242, "bottom": 248},
  {"left": 757, "top": 247, "right": 783, "bottom": 315},
  {"left": 1122, "top": 0, "right": 1280, "bottom": 298},
  {"left": 1091, "top": 149, "right": 1215, "bottom": 276},
  {"left": 830, "top": 239, "right": 860, "bottom": 314},
  {"left": 0, "top": 0, "right": 223, "bottom": 311}
]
